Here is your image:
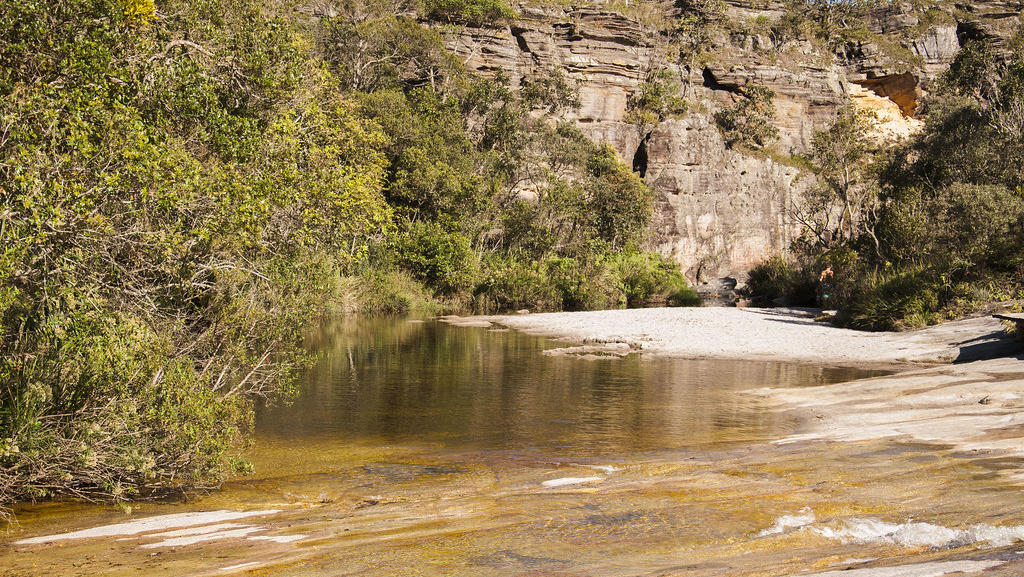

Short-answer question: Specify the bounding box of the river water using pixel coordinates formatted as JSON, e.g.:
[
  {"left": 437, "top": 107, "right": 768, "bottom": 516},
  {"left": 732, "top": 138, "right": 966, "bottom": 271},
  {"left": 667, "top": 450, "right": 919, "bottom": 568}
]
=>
[{"left": 5, "top": 318, "right": 1024, "bottom": 576}]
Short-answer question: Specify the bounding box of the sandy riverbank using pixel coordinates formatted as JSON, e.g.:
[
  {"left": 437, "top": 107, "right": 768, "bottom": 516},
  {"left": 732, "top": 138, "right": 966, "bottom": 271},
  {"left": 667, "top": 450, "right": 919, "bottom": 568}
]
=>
[
  {"left": 446, "top": 306, "right": 1024, "bottom": 470},
  {"left": 465, "top": 307, "right": 1019, "bottom": 369}
]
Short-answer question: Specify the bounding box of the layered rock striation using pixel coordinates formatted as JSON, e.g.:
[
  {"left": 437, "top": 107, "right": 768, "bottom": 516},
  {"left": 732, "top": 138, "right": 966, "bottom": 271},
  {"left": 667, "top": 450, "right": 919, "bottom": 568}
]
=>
[{"left": 445, "top": 1, "right": 1020, "bottom": 280}]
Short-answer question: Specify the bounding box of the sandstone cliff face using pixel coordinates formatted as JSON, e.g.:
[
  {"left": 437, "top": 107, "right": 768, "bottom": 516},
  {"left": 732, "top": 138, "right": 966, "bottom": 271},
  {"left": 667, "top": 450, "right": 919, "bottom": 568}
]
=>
[{"left": 446, "top": 1, "right": 1020, "bottom": 281}]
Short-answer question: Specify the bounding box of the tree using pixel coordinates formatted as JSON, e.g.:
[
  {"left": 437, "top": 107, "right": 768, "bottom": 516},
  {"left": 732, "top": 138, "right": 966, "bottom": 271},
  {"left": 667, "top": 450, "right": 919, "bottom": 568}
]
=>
[
  {"left": 0, "top": 0, "right": 393, "bottom": 505},
  {"left": 626, "top": 69, "right": 688, "bottom": 133},
  {"left": 422, "top": 0, "right": 517, "bottom": 28},
  {"left": 789, "top": 0, "right": 874, "bottom": 45},
  {"left": 674, "top": 0, "right": 726, "bottom": 92},
  {"left": 320, "top": 15, "right": 460, "bottom": 92},
  {"left": 805, "top": 106, "right": 878, "bottom": 248},
  {"left": 713, "top": 85, "right": 779, "bottom": 149}
]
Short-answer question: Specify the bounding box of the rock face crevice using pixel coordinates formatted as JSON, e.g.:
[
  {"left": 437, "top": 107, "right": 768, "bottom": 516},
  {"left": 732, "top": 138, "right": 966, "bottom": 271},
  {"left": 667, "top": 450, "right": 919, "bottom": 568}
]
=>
[
  {"left": 444, "top": 2, "right": 1020, "bottom": 280},
  {"left": 633, "top": 134, "right": 650, "bottom": 179}
]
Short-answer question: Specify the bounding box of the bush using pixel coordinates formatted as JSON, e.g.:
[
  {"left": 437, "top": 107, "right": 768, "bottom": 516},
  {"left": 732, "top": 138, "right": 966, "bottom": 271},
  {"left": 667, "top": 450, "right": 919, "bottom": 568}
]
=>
[
  {"left": 625, "top": 69, "right": 688, "bottom": 129},
  {"left": 746, "top": 255, "right": 817, "bottom": 305},
  {"left": 713, "top": 85, "right": 779, "bottom": 149},
  {"left": 842, "top": 268, "right": 941, "bottom": 330},
  {"left": 473, "top": 258, "right": 561, "bottom": 313},
  {"left": 546, "top": 257, "right": 620, "bottom": 311},
  {"left": 0, "top": 0, "right": 392, "bottom": 506},
  {"left": 422, "top": 0, "right": 517, "bottom": 27},
  {"left": 585, "top": 143, "right": 654, "bottom": 249},
  {"left": 355, "top": 270, "right": 443, "bottom": 316},
  {"left": 397, "top": 222, "right": 480, "bottom": 296},
  {"left": 611, "top": 252, "right": 700, "bottom": 307}
]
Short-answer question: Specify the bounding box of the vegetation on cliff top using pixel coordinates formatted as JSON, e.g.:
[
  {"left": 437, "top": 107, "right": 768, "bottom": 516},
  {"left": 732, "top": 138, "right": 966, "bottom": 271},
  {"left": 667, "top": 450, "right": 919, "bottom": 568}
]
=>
[{"left": 749, "top": 10, "right": 1024, "bottom": 330}]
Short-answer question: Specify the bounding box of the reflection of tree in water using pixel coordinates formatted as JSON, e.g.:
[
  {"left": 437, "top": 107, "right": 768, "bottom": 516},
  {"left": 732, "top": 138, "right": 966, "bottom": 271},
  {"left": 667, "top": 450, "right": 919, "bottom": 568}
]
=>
[{"left": 258, "top": 319, "right": 883, "bottom": 454}]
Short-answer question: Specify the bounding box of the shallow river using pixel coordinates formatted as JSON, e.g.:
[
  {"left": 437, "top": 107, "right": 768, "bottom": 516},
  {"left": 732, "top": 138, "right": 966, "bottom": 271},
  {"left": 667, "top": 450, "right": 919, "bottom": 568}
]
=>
[{"left": 5, "top": 318, "right": 1024, "bottom": 576}]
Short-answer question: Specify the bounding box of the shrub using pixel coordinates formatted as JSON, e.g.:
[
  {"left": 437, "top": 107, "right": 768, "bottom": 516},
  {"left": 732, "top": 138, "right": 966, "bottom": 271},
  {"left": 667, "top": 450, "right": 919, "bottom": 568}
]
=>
[
  {"left": 842, "top": 268, "right": 941, "bottom": 330},
  {"left": 611, "top": 252, "right": 700, "bottom": 307},
  {"left": 422, "top": 0, "right": 517, "bottom": 27},
  {"left": 473, "top": 258, "right": 561, "bottom": 313},
  {"left": 747, "top": 255, "right": 806, "bottom": 302},
  {"left": 520, "top": 67, "right": 582, "bottom": 114},
  {"left": 397, "top": 222, "right": 480, "bottom": 296},
  {"left": 713, "top": 85, "right": 779, "bottom": 149},
  {"left": 625, "top": 69, "right": 688, "bottom": 129},
  {"left": 546, "top": 257, "right": 620, "bottom": 311},
  {"left": 355, "top": 270, "right": 442, "bottom": 316},
  {"left": 0, "top": 0, "right": 392, "bottom": 506},
  {"left": 585, "top": 143, "right": 654, "bottom": 249}
]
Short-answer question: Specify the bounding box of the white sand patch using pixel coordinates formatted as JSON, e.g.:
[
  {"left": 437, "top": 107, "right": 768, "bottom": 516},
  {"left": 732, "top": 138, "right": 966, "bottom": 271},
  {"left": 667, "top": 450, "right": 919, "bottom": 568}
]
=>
[
  {"left": 119, "top": 522, "right": 250, "bottom": 541},
  {"left": 541, "top": 476, "right": 603, "bottom": 488},
  {"left": 16, "top": 510, "right": 281, "bottom": 545},
  {"left": 221, "top": 562, "right": 261, "bottom": 572},
  {"left": 799, "top": 560, "right": 1002, "bottom": 577},
  {"left": 248, "top": 534, "right": 308, "bottom": 543},
  {"left": 141, "top": 526, "right": 263, "bottom": 549},
  {"left": 491, "top": 308, "right": 1010, "bottom": 367}
]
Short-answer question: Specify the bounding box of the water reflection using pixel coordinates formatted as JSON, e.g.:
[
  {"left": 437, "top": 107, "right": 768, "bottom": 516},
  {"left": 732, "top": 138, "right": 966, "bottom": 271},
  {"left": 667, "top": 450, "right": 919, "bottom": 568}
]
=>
[
  {"left": 258, "top": 317, "right": 883, "bottom": 455},
  {"left": 15, "top": 317, "right": 1024, "bottom": 577}
]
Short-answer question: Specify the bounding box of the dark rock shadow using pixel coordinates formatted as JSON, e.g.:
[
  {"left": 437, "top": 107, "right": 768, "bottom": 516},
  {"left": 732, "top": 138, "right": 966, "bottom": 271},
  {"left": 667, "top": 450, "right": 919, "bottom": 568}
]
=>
[{"left": 954, "top": 333, "right": 1023, "bottom": 363}]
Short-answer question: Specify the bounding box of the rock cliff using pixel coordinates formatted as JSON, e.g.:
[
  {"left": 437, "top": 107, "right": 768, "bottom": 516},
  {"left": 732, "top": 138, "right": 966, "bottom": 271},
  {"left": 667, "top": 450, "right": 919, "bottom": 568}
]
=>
[{"left": 445, "top": 1, "right": 1021, "bottom": 281}]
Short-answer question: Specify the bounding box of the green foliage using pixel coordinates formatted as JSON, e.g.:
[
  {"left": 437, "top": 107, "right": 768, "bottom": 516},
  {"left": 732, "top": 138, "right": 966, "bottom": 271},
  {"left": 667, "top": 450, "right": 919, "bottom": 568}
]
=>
[
  {"left": 584, "top": 144, "right": 655, "bottom": 249},
  {"left": 520, "top": 67, "right": 583, "bottom": 114},
  {"left": 942, "top": 40, "right": 1000, "bottom": 100},
  {"left": 397, "top": 222, "right": 480, "bottom": 296},
  {"left": 777, "top": 35, "right": 1024, "bottom": 330},
  {"left": 0, "top": 0, "right": 698, "bottom": 507},
  {"left": 842, "top": 268, "right": 941, "bottom": 330},
  {"left": 475, "top": 257, "right": 561, "bottom": 312},
  {"left": 423, "top": 0, "right": 517, "bottom": 27},
  {"left": 320, "top": 15, "right": 460, "bottom": 92},
  {"left": 713, "top": 85, "right": 779, "bottom": 149},
  {"left": 803, "top": 105, "right": 878, "bottom": 246},
  {"left": 611, "top": 252, "right": 701, "bottom": 307},
  {"left": 545, "top": 256, "right": 619, "bottom": 311},
  {"left": 0, "top": 0, "right": 392, "bottom": 504},
  {"left": 359, "top": 88, "right": 490, "bottom": 221},
  {"left": 674, "top": 0, "right": 726, "bottom": 74},
  {"left": 354, "top": 270, "right": 444, "bottom": 316},
  {"left": 626, "top": 69, "right": 689, "bottom": 129},
  {"left": 877, "top": 183, "right": 1024, "bottom": 273},
  {"left": 747, "top": 255, "right": 814, "bottom": 304},
  {"left": 779, "top": 0, "right": 879, "bottom": 46}
]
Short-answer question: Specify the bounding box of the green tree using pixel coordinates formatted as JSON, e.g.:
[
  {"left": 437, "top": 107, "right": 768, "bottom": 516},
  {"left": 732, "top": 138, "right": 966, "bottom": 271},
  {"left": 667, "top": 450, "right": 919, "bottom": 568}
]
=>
[
  {"left": 585, "top": 143, "right": 654, "bottom": 250},
  {"left": 805, "top": 105, "right": 877, "bottom": 247},
  {"left": 626, "top": 69, "right": 688, "bottom": 133},
  {"left": 422, "top": 0, "right": 517, "bottom": 27},
  {"left": 320, "top": 14, "right": 460, "bottom": 92},
  {"left": 674, "top": 0, "right": 726, "bottom": 91},
  {"left": 713, "top": 85, "right": 779, "bottom": 149},
  {"left": 0, "top": 0, "right": 392, "bottom": 505}
]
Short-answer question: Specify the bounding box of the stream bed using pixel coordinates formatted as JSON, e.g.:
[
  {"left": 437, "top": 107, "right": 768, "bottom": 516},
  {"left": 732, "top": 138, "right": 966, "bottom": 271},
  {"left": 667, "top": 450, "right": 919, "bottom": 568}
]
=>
[{"left": 5, "top": 317, "right": 1024, "bottom": 576}]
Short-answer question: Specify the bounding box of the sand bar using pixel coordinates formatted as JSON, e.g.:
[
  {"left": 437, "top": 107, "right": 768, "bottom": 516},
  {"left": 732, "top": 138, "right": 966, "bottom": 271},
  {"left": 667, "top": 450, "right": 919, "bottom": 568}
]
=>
[
  {"left": 448, "top": 307, "right": 1024, "bottom": 467},
  {"left": 477, "top": 307, "right": 1019, "bottom": 368}
]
